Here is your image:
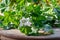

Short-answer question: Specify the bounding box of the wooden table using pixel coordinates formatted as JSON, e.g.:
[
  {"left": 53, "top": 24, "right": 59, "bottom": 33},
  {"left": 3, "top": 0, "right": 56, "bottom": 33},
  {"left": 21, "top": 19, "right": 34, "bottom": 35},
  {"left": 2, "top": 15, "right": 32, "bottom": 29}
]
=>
[{"left": 0, "top": 28, "right": 60, "bottom": 40}]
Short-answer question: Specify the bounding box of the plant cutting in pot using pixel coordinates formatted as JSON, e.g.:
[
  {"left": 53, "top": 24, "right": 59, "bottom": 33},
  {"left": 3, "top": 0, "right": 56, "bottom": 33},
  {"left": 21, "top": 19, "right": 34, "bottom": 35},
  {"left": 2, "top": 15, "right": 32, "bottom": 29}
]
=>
[{"left": 19, "top": 17, "right": 53, "bottom": 36}]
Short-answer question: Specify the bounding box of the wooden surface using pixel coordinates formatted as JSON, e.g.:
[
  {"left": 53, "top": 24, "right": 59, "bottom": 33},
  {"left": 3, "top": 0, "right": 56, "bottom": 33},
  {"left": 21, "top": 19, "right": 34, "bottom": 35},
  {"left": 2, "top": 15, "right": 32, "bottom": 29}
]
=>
[
  {"left": 0, "top": 28, "right": 60, "bottom": 40},
  {"left": 1, "top": 36, "right": 16, "bottom": 40}
]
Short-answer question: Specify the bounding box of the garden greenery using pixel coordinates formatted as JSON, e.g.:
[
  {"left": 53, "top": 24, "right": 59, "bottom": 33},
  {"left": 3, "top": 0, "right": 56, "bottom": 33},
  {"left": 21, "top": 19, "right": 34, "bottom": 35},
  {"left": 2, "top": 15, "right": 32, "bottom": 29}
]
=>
[{"left": 0, "top": 0, "right": 60, "bottom": 35}]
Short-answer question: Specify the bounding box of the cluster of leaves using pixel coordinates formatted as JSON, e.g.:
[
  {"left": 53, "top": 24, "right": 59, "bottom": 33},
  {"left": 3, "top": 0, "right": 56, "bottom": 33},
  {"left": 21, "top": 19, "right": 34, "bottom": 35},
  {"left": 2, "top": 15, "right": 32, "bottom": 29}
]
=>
[
  {"left": 0, "top": 0, "right": 60, "bottom": 35},
  {"left": 0, "top": 0, "right": 23, "bottom": 29}
]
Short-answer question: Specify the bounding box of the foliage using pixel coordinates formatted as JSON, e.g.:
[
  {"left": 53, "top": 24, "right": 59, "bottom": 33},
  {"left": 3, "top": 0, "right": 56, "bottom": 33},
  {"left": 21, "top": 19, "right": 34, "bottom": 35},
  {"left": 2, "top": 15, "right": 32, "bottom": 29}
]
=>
[{"left": 0, "top": 0, "right": 60, "bottom": 35}]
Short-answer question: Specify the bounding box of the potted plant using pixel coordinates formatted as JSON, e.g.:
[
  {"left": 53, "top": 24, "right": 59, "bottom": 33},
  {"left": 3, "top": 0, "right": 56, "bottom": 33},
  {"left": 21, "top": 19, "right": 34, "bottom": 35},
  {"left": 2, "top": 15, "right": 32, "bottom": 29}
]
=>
[{"left": 0, "top": 0, "right": 60, "bottom": 36}]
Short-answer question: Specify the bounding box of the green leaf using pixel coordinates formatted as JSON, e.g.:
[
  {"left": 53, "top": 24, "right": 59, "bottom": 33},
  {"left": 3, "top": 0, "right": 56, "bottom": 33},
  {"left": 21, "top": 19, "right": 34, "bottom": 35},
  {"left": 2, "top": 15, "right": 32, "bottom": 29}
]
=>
[{"left": 20, "top": 26, "right": 32, "bottom": 35}]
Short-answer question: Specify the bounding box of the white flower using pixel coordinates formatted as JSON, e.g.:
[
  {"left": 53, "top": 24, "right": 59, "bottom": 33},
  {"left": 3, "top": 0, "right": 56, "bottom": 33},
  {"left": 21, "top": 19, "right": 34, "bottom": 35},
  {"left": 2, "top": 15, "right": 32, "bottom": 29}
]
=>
[
  {"left": 20, "top": 17, "right": 25, "bottom": 26},
  {"left": 24, "top": 22, "right": 32, "bottom": 26},
  {"left": 21, "top": 17, "right": 26, "bottom": 23},
  {"left": 20, "top": 17, "right": 32, "bottom": 27}
]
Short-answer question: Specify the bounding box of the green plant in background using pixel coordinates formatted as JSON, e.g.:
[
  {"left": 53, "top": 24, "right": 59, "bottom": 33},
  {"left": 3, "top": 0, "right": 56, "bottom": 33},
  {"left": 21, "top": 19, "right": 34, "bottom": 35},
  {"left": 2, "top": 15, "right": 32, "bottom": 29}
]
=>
[
  {"left": 0, "top": 0, "right": 60, "bottom": 35},
  {"left": 0, "top": 0, "right": 23, "bottom": 29}
]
